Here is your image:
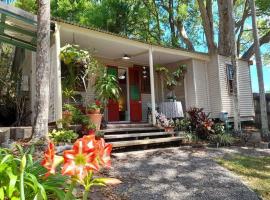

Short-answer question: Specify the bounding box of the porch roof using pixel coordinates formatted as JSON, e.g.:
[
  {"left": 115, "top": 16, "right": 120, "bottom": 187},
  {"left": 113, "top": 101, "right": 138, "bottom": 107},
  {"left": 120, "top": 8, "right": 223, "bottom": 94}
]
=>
[
  {"left": 55, "top": 19, "right": 210, "bottom": 65},
  {"left": 0, "top": 2, "right": 37, "bottom": 51}
]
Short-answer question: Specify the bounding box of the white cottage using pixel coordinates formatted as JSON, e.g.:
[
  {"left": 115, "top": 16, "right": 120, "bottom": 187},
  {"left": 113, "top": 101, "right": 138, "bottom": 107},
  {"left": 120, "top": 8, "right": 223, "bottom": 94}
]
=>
[{"left": 0, "top": 2, "right": 254, "bottom": 126}]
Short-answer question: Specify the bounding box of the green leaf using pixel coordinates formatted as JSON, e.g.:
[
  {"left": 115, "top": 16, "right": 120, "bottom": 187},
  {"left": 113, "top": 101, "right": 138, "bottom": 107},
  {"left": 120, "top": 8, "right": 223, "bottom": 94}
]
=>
[
  {"left": 0, "top": 187, "right": 4, "bottom": 200},
  {"left": 27, "top": 154, "right": 33, "bottom": 167},
  {"left": 37, "top": 183, "right": 47, "bottom": 200},
  {"left": 20, "top": 155, "right": 27, "bottom": 172},
  {"left": 15, "top": 144, "right": 24, "bottom": 156},
  {"left": 11, "top": 197, "right": 20, "bottom": 200},
  {"left": 0, "top": 154, "right": 12, "bottom": 164},
  {"left": 6, "top": 168, "right": 18, "bottom": 198},
  {"left": 92, "top": 178, "right": 122, "bottom": 186}
]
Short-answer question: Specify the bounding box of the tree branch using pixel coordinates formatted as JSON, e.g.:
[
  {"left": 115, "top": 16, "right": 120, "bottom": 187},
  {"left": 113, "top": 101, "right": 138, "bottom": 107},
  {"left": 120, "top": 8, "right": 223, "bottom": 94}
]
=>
[
  {"left": 197, "top": 0, "right": 217, "bottom": 53},
  {"left": 241, "top": 31, "right": 270, "bottom": 60},
  {"left": 175, "top": 20, "right": 195, "bottom": 51},
  {"left": 236, "top": 0, "right": 249, "bottom": 56}
]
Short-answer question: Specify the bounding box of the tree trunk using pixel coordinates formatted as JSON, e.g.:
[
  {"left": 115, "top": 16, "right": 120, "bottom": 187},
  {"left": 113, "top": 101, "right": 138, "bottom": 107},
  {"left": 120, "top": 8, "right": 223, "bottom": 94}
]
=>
[
  {"left": 218, "top": 0, "right": 232, "bottom": 56},
  {"left": 153, "top": 0, "right": 162, "bottom": 43},
  {"left": 32, "top": 0, "right": 51, "bottom": 142},
  {"left": 197, "top": 0, "right": 217, "bottom": 54},
  {"left": 249, "top": 0, "right": 269, "bottom": 138},
  {"left": 228, "top": 0, "right": 241, "bottom": 131},
  {"left": 175, "top": 20, "right": 195, "bottom": 51},
  {"left": 161, "top": 0, "right": 177, "bottom": 47}
]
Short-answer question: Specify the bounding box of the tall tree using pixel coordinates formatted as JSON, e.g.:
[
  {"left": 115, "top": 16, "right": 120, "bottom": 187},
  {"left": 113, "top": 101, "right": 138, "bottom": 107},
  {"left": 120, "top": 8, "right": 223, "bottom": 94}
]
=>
[
  {"left": 197, "top": 0, "right": 217, "bottom": 54},
  {"left": 228, "top": 0, "right": 241, "bottom": 131},
  {"left": 249, "top": 0, "right": 269, "bottom": 137},
  {"left": 32, "top": 0, "right": 50, "bottom": 142}
]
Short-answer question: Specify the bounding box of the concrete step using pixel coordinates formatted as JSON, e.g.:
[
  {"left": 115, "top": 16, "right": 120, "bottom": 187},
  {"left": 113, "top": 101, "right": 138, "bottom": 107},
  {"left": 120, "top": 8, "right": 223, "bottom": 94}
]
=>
[
  {"left": 103, "top": 126, "right": 163, "bottom": 134},
  {"left": 106, "top": 123, "right": 152, "bottom": 129},
  {"left": 110, "top": 136, "right": 185, "bottom": 148},
  {"left": 105, "top": 132, "right": 174, "bottom": 140}
]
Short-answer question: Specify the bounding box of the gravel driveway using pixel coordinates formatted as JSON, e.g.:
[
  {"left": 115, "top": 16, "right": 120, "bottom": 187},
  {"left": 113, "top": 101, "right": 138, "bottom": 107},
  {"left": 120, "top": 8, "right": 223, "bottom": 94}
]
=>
[{"left": 108, "top": 147, "right": 269, "bottom": 200}]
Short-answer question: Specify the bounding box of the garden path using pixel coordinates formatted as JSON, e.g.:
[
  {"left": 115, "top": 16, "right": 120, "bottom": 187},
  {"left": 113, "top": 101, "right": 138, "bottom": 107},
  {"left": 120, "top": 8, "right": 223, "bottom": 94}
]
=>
[{"left": 106, "top": 147, "right": 270, "bottom": 200}]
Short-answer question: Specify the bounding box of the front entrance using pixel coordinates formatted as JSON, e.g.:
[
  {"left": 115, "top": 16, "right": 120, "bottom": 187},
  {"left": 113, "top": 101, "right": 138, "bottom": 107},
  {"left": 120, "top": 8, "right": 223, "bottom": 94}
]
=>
[
  {"left": 129, "top": 66, "right": 142, "bottom": 122},
  {"left": 107, "top": 65, "right": 142, "bottom": 122}
]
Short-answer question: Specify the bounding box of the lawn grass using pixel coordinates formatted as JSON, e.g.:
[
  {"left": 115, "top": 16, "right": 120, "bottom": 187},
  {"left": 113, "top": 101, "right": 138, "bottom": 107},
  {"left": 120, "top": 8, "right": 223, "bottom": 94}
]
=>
[{"left": 216, "top": 154, "right": 270, "bottom": 200}]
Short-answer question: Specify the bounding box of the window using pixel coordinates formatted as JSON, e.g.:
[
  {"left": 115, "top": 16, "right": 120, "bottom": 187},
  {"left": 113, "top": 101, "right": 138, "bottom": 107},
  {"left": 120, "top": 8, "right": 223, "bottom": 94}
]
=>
[
  {"left": 141, "top": 66, "right": 151, "bottom": 93},
  {"left": 226, "top": 64, "right": 234, "bottom": 94}
]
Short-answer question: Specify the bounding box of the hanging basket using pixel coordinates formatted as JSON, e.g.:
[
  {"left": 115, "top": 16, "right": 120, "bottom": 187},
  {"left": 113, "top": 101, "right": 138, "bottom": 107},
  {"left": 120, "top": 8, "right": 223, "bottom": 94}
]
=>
[
  {"left": 166, "top": 84, "right": 175, "bottom": 91},
  {"left": 174, "top": 75, "right": 184, "bottom": 82}
]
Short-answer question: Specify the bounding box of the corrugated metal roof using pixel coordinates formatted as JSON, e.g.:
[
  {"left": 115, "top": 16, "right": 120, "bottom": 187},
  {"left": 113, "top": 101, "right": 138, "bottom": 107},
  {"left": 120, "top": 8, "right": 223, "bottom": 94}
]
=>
[{"left": 52, "top": 17, "right": 209, "bottom": 57}]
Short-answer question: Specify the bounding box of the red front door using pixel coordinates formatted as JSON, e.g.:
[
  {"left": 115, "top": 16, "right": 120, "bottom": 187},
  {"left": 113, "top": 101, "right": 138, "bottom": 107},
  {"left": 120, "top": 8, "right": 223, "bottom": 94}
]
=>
[
  {"left": 129, "top": 66, "right": 142, "bottom": 122},
  {"left": 107, "top": 66, "right": 119, "bottom": 122}
]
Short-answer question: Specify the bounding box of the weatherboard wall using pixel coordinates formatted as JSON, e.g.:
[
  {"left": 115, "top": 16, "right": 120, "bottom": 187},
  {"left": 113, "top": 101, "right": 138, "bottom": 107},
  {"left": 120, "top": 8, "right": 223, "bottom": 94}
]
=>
[
  {"left": 192, "top": 59, "right": 211, "bottom": 113},
  {"left": 218, "top": 55, "right": 254, "bottom": 119}
]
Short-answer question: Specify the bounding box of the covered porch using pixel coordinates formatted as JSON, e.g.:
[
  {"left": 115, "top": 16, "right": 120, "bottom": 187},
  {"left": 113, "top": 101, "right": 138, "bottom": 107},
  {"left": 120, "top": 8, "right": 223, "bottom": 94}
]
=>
[{"left": 56, "top": 20, "right": 210, "bottom": 124}]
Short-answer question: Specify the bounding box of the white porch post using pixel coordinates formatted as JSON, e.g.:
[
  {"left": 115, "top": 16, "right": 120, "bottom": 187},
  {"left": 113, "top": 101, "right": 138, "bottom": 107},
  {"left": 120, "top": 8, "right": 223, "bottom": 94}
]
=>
[
  {"left": 54, "top": 23, "right": 62, "bottom": 121},
  {"left": 149, "top": 46, "right": 156, "bottom": 125}
]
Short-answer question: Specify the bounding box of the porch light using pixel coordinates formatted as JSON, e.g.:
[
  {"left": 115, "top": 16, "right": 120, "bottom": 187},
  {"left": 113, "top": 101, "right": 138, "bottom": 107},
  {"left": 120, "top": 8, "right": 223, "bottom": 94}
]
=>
[
  {"left": 119, "top": 75, "right": 126, "bottom": 80},
  {"left": 122, "top": 54, "right": 130, "bottom": 60}
]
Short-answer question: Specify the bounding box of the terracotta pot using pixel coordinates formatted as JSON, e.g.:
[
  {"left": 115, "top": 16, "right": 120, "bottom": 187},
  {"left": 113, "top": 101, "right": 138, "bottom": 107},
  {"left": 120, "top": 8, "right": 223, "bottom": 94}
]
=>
[
  {"left": 87, "top": 113, "right": 103, "bottom": 130},
  {"left": 164, "top": 127, "right": 174, "bottom": 133},
  {"left": 87, "top": 109, "right": 101, "bottom": 114},
  {"left": 62, "top": 110, "right": 72, "bottom": 125},
  {"left": 62, "top": 110, "right": 72, "bottom": 118}
]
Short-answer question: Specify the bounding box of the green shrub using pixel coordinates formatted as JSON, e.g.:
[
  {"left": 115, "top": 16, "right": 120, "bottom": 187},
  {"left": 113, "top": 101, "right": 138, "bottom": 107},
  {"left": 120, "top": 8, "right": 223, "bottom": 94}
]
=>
[
  {"left": 187, "top": 107, "right": 214, "bottom": 139},
  {"left": 175, "top": 118, "right": 191, "bottom": 132},
  {"left": 184, "top": 132, "right": 199, "bottom": 143},
  {"left": 49, "top": 129, "right": 78, "bottom": 144},
  {"left": 63, "top": 104, "right": 84, "bottom": 124},
  {"left": 209, "top": 133, "right": 235, "bottom": 148},
  {"left": 0, "top": 145, "right": 67, "bottom": 200},
  {"left": 212, "top": 123, "right": 225, "bottom": 134}
]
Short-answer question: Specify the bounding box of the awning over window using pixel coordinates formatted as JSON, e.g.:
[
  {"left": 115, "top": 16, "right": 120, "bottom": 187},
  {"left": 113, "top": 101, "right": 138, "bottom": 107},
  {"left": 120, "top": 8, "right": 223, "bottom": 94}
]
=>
[{"left": 0, "top": 2, "right": 37, "bottom": 51}]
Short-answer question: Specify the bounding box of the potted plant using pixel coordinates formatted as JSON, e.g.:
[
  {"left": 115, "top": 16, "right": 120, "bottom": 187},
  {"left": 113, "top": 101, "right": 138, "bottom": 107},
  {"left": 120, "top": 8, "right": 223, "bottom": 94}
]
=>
[
  {"left": 61, "top": 110, "right": 72, "bottom": 128},
  {"left": 163, "top": 119, "right": 175, "bottom": 133},
  {"left": 94, "top": 73, "right": 121, "bottom": 128},
  {"left": 167, "top": 94, "right": 176, "bottom": 102},
  {"left": 172, "top": 65, "right": 187, "bottom": 81},
  {"left": 86, "top": 102, "right": 103, "bottom": 130},
  {"left": 155, "top": 65, "right": 169, "bottom": 75},
  {"left": 87, "top": 101, "right": 101, "bottom": 114},
  {"left": 48, "top": 129, "right": 79, "bottom": 146},
  {"left": 60, "top": 44, "right": 121, "bottom": 130},
  {"left": 166, "top": 78, "right": 177, "bottom": 91},
  {"left": 156, "top": 113, "right": 175, "bottom": 133}
]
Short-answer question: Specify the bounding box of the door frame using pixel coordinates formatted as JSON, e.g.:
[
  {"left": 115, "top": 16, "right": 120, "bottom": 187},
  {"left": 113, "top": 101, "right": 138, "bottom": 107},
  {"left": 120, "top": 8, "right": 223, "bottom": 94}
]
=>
[
  {"left": 118, "top": 66, "right": 130, "bottom": 122},
  {"left": 129, "top": 65, "right": 143, "bottom": 122},
  {"left": 106, "top": 66, "right": 131, "bottom": 122}
]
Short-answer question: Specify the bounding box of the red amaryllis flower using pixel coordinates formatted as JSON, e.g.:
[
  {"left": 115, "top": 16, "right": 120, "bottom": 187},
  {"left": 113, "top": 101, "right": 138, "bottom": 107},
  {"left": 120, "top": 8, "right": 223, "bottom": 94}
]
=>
[
  {"left": 61, "top": 135, "right": 99, "bottom": 181},
  {"left": 95, "top": 138, "right": 113, "bottom": 168},
  {"left": 41, "top": 142, "right": 56, "bottom": 177}
]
